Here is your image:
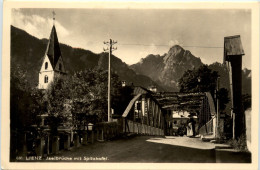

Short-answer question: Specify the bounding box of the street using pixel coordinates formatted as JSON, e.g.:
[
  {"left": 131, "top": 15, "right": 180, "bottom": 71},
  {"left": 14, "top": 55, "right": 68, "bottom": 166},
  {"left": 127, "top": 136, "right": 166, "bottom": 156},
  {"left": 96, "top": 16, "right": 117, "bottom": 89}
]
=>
[{"left": 41, "top": 135, "right": 251, "bottom": 163}]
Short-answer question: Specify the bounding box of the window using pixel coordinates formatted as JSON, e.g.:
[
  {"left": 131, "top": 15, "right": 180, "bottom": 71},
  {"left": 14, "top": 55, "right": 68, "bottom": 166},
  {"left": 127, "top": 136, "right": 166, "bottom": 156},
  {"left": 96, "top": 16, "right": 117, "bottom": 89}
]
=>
[
  {"left": 44, "top": 75, "right": 48, "bottom": 83},
  {"left": 45, "top": 62, "right": 48, "bottom": 70},
  {"left": 59, "top": 63, "right": 62, "bottom": 71}
]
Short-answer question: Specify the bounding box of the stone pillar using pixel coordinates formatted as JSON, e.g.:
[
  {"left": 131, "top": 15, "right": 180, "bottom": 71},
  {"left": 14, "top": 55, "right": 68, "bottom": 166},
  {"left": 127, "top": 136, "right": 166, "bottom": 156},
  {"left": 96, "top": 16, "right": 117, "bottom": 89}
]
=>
[
  {"left": 96, "top": 130, "right": 99, "bottom": 141},
  {"left": 35, "top": 137, "right": 44, "bottom": 157},
  {"left": 88, "top": 131, "right": 94, "bottom": 144},
  {"left": 82, "top": 131, "right": 88, "bottom": 145},
  {"left": 52, "top": 136, "right": 59, "bottom": 155},
  {"left": 64, "top": 134, "right": 70, "bottom": 150},
  {"left": 46, "top": 135, "right": 50, "bottom": 155},
  {"left": 148, "top": 126, "right": 151, "bottom": 135},
  {"left": 21, "top": 133, "right": 27, "bottom": 158},
  {"left": 74, "top": 134, "right": 80, "bottom": 147},
  {"left": 111, "top": 128, "right": 114, "bottom": 139},
  {"left": 101, "top": 129, "right": 104, "bottom": 141},
  {"left": 98, "top": 129, "right": 104, "bottom": 142},
  {"left": 94, "top": 130, "right": 97, "bottom": 142}
]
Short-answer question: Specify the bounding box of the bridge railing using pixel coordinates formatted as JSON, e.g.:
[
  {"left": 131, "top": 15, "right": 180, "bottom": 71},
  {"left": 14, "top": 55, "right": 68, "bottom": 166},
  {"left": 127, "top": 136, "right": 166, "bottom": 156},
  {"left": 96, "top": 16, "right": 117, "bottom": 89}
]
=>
[
  {"left": 122, "top": 92, "right": 165, "bottom": 136},
  {"left": 124, "top": 120, "right": 164, "bottom": 136},
  {"left": 198, "top": 92, "right": 217, "bottom": 138},
  {"left": 198, "top": 116, "right": 216, "bottom": 137}
]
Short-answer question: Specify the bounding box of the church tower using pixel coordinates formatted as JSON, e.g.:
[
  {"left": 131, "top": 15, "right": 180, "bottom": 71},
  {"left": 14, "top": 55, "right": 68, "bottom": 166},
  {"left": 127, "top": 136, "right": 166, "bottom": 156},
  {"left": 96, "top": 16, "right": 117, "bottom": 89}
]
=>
[{"left": 38, "top": 12, "right": 66, "bottom": 89}]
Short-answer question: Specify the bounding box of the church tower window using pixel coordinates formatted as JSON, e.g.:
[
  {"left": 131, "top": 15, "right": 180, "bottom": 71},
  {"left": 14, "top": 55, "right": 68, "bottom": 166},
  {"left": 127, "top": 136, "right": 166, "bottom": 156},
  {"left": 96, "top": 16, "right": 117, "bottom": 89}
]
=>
[
  {"left": 44, "top": 75, "right": 48, "bottom": 83},
  {"left": 59, "top": 63, "right": 62, "bottom": 71},
  {"left": 45, "top": 62, "right": 48, "bottom": 70}
]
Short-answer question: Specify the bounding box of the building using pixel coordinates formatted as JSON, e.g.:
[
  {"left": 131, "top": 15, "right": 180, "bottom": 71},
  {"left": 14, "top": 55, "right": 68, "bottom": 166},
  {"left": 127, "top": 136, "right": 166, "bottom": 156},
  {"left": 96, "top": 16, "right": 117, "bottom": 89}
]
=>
[{"left": 38, "top": 22, "right": 66, "bottom": 89}]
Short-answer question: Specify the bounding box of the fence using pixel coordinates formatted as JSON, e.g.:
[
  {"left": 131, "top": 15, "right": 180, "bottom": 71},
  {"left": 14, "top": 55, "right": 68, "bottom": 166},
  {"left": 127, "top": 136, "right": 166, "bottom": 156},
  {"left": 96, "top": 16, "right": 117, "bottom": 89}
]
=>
[{"left": 12, "top": 121, "right": 122, "bottom": 160}]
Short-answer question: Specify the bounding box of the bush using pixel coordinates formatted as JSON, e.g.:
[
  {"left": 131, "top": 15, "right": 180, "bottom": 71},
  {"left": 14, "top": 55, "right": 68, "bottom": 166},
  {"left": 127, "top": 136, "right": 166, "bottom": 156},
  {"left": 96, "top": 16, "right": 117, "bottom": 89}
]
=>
[{"left": 228, "top": 134, "right": 248, "bottom": 151}]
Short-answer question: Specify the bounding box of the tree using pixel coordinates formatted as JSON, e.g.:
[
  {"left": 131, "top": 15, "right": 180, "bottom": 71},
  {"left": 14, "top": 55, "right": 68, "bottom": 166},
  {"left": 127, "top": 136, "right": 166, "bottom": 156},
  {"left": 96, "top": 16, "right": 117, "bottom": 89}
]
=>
[
  {"left": 44, "top": 68, "right": 125, "bottom": 133},
  {"left": 218, "top": 88, "right": 230, "bottom": 111},
  {"left": 69, "top": 69, "right": 109, "bottom": 127},
  {"left": 179, "top": 65, "right": 219, "bottom": 94},
  {"left": 10, "top": 66, "right": 44, "bottom": 160},
  {"left": 178, "top": 65, "right": 229, "bottom": 112},
  {"left": 112, "top": 85, "right": 134, "bottom": 116},
  {"left": 10, "top": 66, "right": 44, "bottom": 130},
  {"left": 43, "top": 75, "right": 73, "bottom": 135}
]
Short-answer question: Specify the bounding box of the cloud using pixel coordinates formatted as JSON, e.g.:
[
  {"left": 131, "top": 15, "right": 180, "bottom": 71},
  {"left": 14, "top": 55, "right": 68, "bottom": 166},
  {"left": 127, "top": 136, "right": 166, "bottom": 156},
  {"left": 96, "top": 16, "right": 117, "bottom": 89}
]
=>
[
  {"left": 168, "top": 39, "right": 180, "bottom": 47},
  {"left": 138, "top": 43, "right": 159, "bottom": 57},
  {"left": 11, "top": 9, "right": 70, "bottom": 40}
]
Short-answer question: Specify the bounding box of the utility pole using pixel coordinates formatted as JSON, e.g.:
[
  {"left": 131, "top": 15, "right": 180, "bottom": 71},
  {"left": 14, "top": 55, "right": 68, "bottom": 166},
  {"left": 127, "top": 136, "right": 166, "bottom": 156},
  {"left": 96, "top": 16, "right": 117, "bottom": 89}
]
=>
[
  {"left": 216, "top": 76, "right": 220, "bottom": 140},
  {"left": 103, "top": 39, "right": 117, "bottom": 122}
]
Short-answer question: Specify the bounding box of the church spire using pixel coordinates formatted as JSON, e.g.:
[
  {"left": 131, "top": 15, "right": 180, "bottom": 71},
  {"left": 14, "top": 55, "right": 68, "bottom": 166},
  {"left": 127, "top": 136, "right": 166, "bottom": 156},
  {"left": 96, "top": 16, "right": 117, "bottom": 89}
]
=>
[
  {"left": 42, "top": 10, "right": 62, "bottom": 69},
  {"left": 38, "top": 11, "right": 66, "bottom": 89},
  {"left": 45, "top": 25, "right": 61, "bottom": 69}
]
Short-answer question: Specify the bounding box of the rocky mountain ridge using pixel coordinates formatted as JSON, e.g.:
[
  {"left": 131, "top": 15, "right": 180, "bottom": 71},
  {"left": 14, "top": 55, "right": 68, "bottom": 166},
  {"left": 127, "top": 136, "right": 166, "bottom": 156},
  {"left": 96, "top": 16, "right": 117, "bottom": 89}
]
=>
[
  {"left": 130, "top": 45, "right": 203, "bottom": 91},
  {"left": 11, "top": 25, "right": 251, "bottom": 94}
]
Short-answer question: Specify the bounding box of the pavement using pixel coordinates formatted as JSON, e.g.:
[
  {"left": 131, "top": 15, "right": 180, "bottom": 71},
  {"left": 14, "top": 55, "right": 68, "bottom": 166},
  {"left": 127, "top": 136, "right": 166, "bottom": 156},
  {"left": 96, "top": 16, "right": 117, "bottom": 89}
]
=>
[{"left": 38, "top": 135, "right": 251, "bottom": 163}]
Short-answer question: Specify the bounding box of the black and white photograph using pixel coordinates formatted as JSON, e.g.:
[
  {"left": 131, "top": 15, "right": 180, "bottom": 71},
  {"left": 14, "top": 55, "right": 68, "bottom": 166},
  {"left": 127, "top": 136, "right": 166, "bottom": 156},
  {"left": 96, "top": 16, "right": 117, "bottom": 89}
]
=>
[{"left": 1, "top": 1, "right": 259, "bottom": 170}]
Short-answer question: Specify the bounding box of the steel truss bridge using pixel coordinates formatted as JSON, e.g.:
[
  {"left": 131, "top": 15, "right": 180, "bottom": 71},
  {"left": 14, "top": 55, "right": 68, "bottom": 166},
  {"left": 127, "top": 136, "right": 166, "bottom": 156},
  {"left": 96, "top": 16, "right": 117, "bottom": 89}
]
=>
[{"left": 122, "top": 87, "right": 217, "bottom": 138}]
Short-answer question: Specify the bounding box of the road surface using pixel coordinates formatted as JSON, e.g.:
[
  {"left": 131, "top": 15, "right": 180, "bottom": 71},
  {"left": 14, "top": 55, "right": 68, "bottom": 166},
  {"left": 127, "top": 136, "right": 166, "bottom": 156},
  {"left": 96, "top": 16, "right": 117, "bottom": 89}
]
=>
[{"left": 40, "top": 135, "right": 250, "bottom": 163}]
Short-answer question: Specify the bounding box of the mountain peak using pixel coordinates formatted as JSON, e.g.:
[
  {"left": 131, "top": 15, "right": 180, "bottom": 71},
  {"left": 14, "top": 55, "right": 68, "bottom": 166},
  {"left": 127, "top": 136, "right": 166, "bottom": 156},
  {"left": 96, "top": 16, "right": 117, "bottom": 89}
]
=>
[
  {"left": 167, "top": 45, "right": 184, "bottom": 56},
  {"left": 169, "top": 44, "right": 183, "bottom": 50},
  {"left": 130, "top": 45, "right": 203, "bottom": 91},
  {"left": 164, "top": 45, "right": 194, "bottom": 64}
]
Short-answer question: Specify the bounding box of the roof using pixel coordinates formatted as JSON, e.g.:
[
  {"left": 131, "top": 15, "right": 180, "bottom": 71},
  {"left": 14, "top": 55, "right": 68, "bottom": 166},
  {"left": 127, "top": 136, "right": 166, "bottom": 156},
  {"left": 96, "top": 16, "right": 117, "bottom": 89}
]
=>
[
  {"left": 45, "top": 26, "right": 62, "bottom": 68},
  {"left": 224, "top": 35, "right": 244, "bottom": 62}
]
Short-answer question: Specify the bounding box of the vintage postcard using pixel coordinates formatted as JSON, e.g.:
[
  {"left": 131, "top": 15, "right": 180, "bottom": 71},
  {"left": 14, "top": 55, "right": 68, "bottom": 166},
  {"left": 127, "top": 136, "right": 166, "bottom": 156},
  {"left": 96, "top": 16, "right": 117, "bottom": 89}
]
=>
[{"left": 1, "top": 1, "right": 259, "bottom": 170}]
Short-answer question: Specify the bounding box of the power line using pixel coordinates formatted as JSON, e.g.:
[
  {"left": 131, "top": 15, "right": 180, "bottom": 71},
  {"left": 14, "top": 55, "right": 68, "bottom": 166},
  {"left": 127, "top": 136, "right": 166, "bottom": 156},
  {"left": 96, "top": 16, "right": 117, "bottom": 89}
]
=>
[{"left": 117, "top": 43, "right": 223, "bottom": 49}]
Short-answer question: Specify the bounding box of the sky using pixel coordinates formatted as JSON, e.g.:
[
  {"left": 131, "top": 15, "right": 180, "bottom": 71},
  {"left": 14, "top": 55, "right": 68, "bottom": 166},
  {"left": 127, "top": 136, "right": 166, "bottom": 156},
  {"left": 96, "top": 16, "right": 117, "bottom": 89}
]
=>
[{"left": 11, "top": 8, "right": 251, "bottom": 69}]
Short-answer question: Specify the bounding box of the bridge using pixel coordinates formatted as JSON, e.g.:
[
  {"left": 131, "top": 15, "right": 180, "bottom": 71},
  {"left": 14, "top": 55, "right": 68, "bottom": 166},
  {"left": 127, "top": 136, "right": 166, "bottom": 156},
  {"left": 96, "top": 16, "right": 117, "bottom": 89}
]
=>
[
  {"left": 14, "top": 86, "right": 218, "bottom": 160},
  {"left": 14, "top": 86, "right": 245, "bottom": 162},
  {"left": 121, "top": 86, "right": 218, "bottom": 139}
]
